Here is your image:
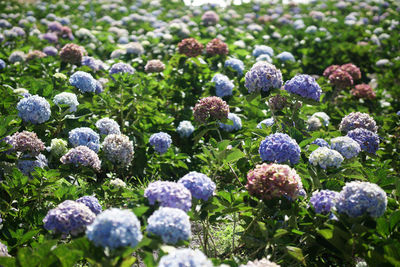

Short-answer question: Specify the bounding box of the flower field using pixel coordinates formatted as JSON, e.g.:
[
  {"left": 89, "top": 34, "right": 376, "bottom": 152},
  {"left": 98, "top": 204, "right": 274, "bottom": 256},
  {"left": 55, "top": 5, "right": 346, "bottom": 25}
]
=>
[{"left": 0, "top": 0, "right": 399, "bottom": 266}]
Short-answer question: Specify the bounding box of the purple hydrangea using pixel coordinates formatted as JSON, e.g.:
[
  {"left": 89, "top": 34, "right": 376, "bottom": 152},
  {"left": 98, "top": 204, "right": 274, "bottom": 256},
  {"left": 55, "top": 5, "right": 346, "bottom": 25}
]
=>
[
  {"left": 43, "top": 46, "right": 58, "bottom": 56},
  {"left": 60, "top": 146, "right": 101, "bottom": 171},
  {"left": 147, "top": 207, "right": 191, "bottom": 244},
  {"left": 149, "top": 132, "right": 172, "bottom": 154},
  {"left": 4, "top": 131, "right": 45, "bottom": 155},
  {"left": 69, "top": 71, "right": 98, "bottom": 93},
  {"left": 310, "top": 190, "right": 339, "bottom": 214},
  {"left": 219, "top": 113, "right": 242, "bottom": 132},
  {"left": 95, "top": 118, "right": 121, "bottom": 135},
  {"left": 17, "top": 154, "right": 48, "bottom": 176},
  {"left": 17, "top": 95, "right": 51, "bottom": 124},
  {"left": 347, "top": 128, "right": 380, "bottom": 154},
  {"left": 144, "top": 181, "right": 192, "bottom": 212},
  {"left": 43, "top": 200, "right": 96, "bottom": 235},
  {"left": 224, "top": 58, "right": 244, "bottom": 76},
  {"left": 82, "top": 56, "right": 106, "bottom": 72},
  {"left": 109, "top": 62, "right": 135, "bottom": 76},
  {"left": 339, "top": 112, "right": 378, "bottom": 133},
  {"left": 336, "top": 181, "right": 387, "bottom": 218},
  {"left": 158, "top": 248, "right": 212, "bottom": 267},
  {"left": 178, "top": 172, "right": 216, "bottom": 201},
  {"left": 284, "top": 74, "right": 322, "bottom": 102},
  {"left": 245, "top": 62, "right": 283, "bottom": 93},
  {"left": 330, "top": 136, "right": 361, "bottom": 159},
  {"left": 259, "top": 133, "right": 301, "bottom": 164},
  {"left": 68, "top": 127, "right": 100, "bottom": 152},
  {"left": 76, "top": 196, "right": 102, "bottom": 215},
  {"left": 311, "top": 138, "right": 329, "bottom": 147},
  {"left": 212, "top": 74, "right": 234, "bottom": 98},
  {"left": 86, "top": 208, "right": 142, "bottom": 249}
]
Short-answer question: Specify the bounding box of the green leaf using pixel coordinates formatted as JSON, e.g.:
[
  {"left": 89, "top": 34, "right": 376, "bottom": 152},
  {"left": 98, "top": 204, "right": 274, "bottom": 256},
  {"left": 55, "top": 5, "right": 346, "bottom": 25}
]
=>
[
  {"left": 286, "top": 246, "right": 306, "bottom": 265},
  {"left": 225, "top": 149, "right": 245, "bottom": 162}
]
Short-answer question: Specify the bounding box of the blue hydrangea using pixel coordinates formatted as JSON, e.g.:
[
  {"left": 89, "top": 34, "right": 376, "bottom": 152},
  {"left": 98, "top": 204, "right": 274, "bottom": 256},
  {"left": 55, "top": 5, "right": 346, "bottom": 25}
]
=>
[
  {"left": 311, "top": 138, "right": 329, "bottom": 147},
  {"left": 43, "top": 200, "right": 96, "bottom": 235},
  {"left": 259, "top": 133, "right": 301, "bottom": 164},
  {"left": 53, "top": 92, "right": 79, "bottom": 112},
  {"left": 310, "top": 112, "right": 330, "bottom": 126},
  {"left": 347, "top": 128, "right": 380, "bottom": 154},
  {"left": 76, "top": 196, "right": 102, "bottom": 215},
  {"left": 147, "top": 207, "right": 191, "bottom": 244},
  {"left": 309, "top": 147, "right": 344, "bottom": 169},
  {"left": 336, "top": 181, "right": 387, "bottom": 218},
  {"left": 252, "top": 45, "right": 274, "bottom": 57},
  {"left": 149, "top": 132, "right": 172, "bottom": 154},
  {"left": 86, "top": 208, "right": 143, "bottom": 249},
  {"left": 144, "top": 181, "right": 192, "bottom": 212},
  {"left": 94, "top": 80, "right": 104, "bottom": 94},
  {"left": 17, "top": 95, "right": 51, "bottom": 124},
  {"left": 224, "top": 58, "right": 244, "bottom": 75},
  {"left": 95, "top": 118, "right": 121, "bottom": 135},
  {"left": 69, "top": 71, "right": 97, "bottom": 93},
  {"left": 257, "top": 118, "right": 274, "bottom": 129},
  {"left": 109, "top": 62, "right": 135, "bottom": 76},
  {"left": 284, "top": 74, "right": 322, "bottom": 102},
  {"left": 68, "top": 127, "right": 100, "bottom": 152},
  {"left": 18, "top": 154, "right": 48, "bottom": 176},
  {"left": 158, "top": 248, "right": 213, "bottom": 267},
  {"left": 178, "top": 171, "right": 216, "bottom": 201},
  {"left": 310, "top": 190, "right": 339, "bottom": 214},
  {"left": 219, "top": 113, "right": 242, "bottom": 132},
  {"left": 176, "top": 121, "right": 195, "bottom": 138},
  {"left": 256, "top": 54, "right": 272, "bottom": 63},
  {"left": 43, "top": 46, "right": 58, "bottom": 56},
  {"left": 82, "top": 56, "right": 106, "bottom": 71},
  {"left": 212, "top": 74, "right": 234, "bottom": 98},
  {"left": 330, "top": 136, "right": 361, "bottom": 159},
  {"left": 0, "top": 59, "right": 6, "bottom": 70},
  {"left": 277, "top": 51, "right": 295, "bottom": 62},
  {"left": 245, "top": 62, "right": 283, "bottom": 93}
]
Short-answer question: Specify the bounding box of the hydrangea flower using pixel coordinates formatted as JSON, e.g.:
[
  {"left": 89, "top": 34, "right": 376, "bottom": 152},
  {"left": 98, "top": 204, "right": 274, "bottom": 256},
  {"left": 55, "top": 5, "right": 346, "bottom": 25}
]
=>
[
  {"left": 110, "top": 178, "right": 127, "bottom": 188},
  {"left": 86, "top": 208, "right": 142, "bottom": 249},
  {"left": 68, "top": 127, "right": 100, "bottom": 152},
  {"left": 102, "top": 134, "right": 134, "bottom": 167},
  {"left": 0, "top": 242, "right": 10, "bottom": 257},
  {"left": 176, "top": 121, "right": 195, "bottom": 138},
  {"left": 323, "top": 65, "right": 341, "bottom": 77},
  {"left": 347, "top": 128, "right": 380, "bottom": 154},
  {"left": 257, "top": 118, "right": 274, "bottom": 129},
  {"left": 309, "top": 147, "right": 344, "bottom": 169},
  {"left": 219, "top": 113, "right": 242, "bottom": 132},
  {"left": 206, "top": 38, "right": 229, "bottom": 56},
  {"left": 252, "top": 45, "right": 274, "bottom": 57},
  {"left": 26, "top": 50, "right": 46, "bottom": 61},
  {"left": 43, "top": 200, "right": 96, "bottom": 235},
  {"left": 109, "top": 62, "right": 135, "bottom": 76},
  {"left": 259, "top": 133, "right": 301, "bottom": 164},
  {"left": 158, "top": 248, "right": 213, "bottom": 267},
  {"left": 336, "top": 181, "right": 387, "bottom": 218},
  {"left": 277, "top": 51, "right": 295, "bottom": 62},
  {"left": 49, "top": 138, "right": 68, "bottom": 157},
  {"left": 82, "top": 56, "right": 106, "bottom": 72},
  {"left": 144, "top": 59, "right": 165, "bottom": 73},
  {"left": 268, "top": 95, "right": 288, "bottom": 111},
  {"left": 17, "top": 154, "right": 48, "bottom": 176},
  {"left": 9, "top": 51, "right": 26, "bottom": 63},
  {"left": 125, "top": 42, "right": 144, "bottom": 55},
  {"left": 147, "top": 207, "right": 191, "bottom": 244},
  {"left": 5, "top": 131, "right": 45, "bottom": 155},
  {"left": 330, "top": 136, "right": 361, "bottom": 159},
  {"left": 17, "top": 95, "right": 51, "bottom": 124},
  {"left": 351, "top": 84, "right": 376, "bottom": 100},
  {"left": 144, "top": 181, "right": 192, "bottom": 212},
  {"left": 178, "top": 171, "right": 216, "bottom": 201},
  {"left": 95, "top": 118, "right": 121, "bottom": 135},
  {"left": 246, "top": 163, "right": 303, "bottom": 200},
  {"left": 201, "top": 10, "right": 219, "bottom": 25},
  {"left": 0, "top": 59, "right": 6, "bottom": 70},
  {"left": 69, "top": 71, "right": 98, "bottom": 93},
  {"left": 224, "top": 58, "right": 245, "bottom": 75},
  {"left": 59, "top": 43, "right": 86, "bottom": 64},
  {"left": 240, "top": 258, "right": 280, "bottom": 267},
  {"left": 149, "top": 132, "right": 172, "bottom": 154},
  {"left": 245, "top": 62, "right": 283, "bottom": 93},
  {"left": 329, "top": 69, "right": 353, "bottom": 89},
  {"left": 307, "top": 116, "right": 322, "bottom": 131},
  {"left": 339, "top": 112, "right": 378, "bottom": 133},
  {"left": 43, "top": 46, "right": 58, "bottom": 56},
  {"left": 256, "top": 54, "right": 272, "bottom": 63},
  {"left": 340, "top": 63, "right": 361, "bottom": 81},
  {"left": 310, "top": 112, "right": 330, "bottom": 126},
  {"left": 53, "top": 92, "right": 79, "bottom": 112},
  {"left": 193, "top": 96, "right": 229, "bottom": 123},
  {"left": 76, "top": 196, "right": 102, "bottom": 215},
  {"left": 310, "top": 190, "right": 339, "bottom": 214},
  {"left": 178, "top": 38, "right": 204, "bottom": 57},
  {"left": 212, "top": 74, "right": 234, "bottom": 97},
  {"left": 311, "top": 138, "right": 329, "bottom": 147},
  {"left": 60, "top": 146, "right": 101, "bottom": 171},
  {"left": 284, "top": 74, "right": 322, "bottom": 102}
]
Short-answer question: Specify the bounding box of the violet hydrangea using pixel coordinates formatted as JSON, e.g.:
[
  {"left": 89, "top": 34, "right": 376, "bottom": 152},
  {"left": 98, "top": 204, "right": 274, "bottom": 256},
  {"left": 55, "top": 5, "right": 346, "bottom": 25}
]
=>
[
  {"left": 339, "top": 112, "right": 378, "bottom": 133},
  {"left": 347, "top": 128, "right": 380, "bottom": 154},
  {"left": 60, "top": 146, "right": 101, "bottom": 171},
  {"left": 178, "top": 171, "right": 216, "bottom": 201},
  {"left": 149, "top": 132, "right": 172, "bottom": 154},
  {"left": 76, "top": 196, "right": 102, "bottom": 215},
  {"left": 311, "top": 138, "right": 329, "bottom": 147},
  {"left": 284, "top": 74, "right": 322, "bottom": 102},
  {"left": 245, "top": 62, "right": 283, "bottom": 93},
  {"left": 259, "top": 133, "right": 301, "bottom": 164},
  {"left": 310, "top": 190, "right": 339, "bottom": 214}
]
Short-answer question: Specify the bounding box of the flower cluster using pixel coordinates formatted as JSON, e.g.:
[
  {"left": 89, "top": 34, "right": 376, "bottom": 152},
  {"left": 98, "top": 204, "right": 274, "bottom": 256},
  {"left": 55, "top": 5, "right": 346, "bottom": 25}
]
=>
[
  {"left": 178, "top": 171, "right": 216, "bottom": 201},
  {"left": 17, "top": 95, "right": 51, "bottom": 124},
  {"left": 340, "top": 63, "right": 361, "bottom": 81},
  {"left": 224, "top": 58, "right": 245, "bottom": 76},
  {"left": 60, "top": 146, "right": 101, "bottom": 171},
  {"left": 268, "top": 95, "right": 288, "bottom": 111},
  {"left": 76, "top": 196, "right": 102, "bottom": 215},
  {"left": 257, "top": 118, "right": 274, "bottom": 129},
  {"left": 109, "top": 62, "right": 135, "bottom": 76},
  {"left": 95, "top": 118, "right": 121, "bottom": 135},
  {"left": 6, "top": 131, "right": 45, "bottom": 155},
  {"left": 309, "top": 147, "right": 344, "bottom": 169},
  {"left": 43, "top": 200, "right": 96, "bottom": 235},
  {"left": 69, "top": 71, "right": 98, "bottom": 93},
  {"left": 259, "top": 133, "right": 301, "bottom": 164},
  {"left": 0, "top": 242, "right": 10, "bottom": 257},
  {"left": 158, "top": 248, "right": 213, "bottom": 267},
  {"left": 323, "top": 63, "right": 361, "bottom": 83},
  {"left": 126, "top": 42, "right": 144, "bottom": 55},
  {"left": 49, "top": 138, "right": 68, "bottom": 157},
  {"left": 328, "top": 69, "right": 353, "bottom": 89},
  {"left": 206, "top": 38, "right": 229, "bottom": 56},
  {"left": 347, "top": 128, "right": 380, "bottom": 154},
  {"left": 144, "top": 181, "right": 192, "bottom": 212},
  {"left": 149, "top": 132, "right": 172, "bottom": 154},
  {"left": 82, "top": 56, "right": 107, "bottom": 72},
  {"left": 176, "top": 120, "right": 195, "bottom": 138},
  {"left": 310, "top": 190, "right": 339, "bottom": 214},
  {"left": 351, "top": 84, "right": 376, "bottom": 99},
  {"left": 68, "top": 127, "right": 100, "bottom": 152},
  {"left": 59, "top": 43, "right": 86, "bottom": 64},
  {"left": 219, "top": 113, "right": 242, "bottom": 132},
  {"left": 110, "top": 178, "right": 127, "bottom": 188},
  {"left": 43, "top": 46, "right": 58, "bottom": 56},
  {"left": 311, "top": 138, "right": 329, "bottom": 147},
  {"left": 26, "top": 50, "right": 46, "bottom": 61},
  {"left": 178, "top": 38, "right": 204, "bottom": 57},
  {"left": 284, "top": 74, "right": 322, "bottom": 102},
  {"left": 9, "top": 51, "right": 26, "bottom": 63},
  {"left": 212, "top": 73, "right": 234, "bottom": 98},
  {"left": 240, "top": 258, "right": 280, "bottom": 267},
  {"left": 307, "top": 116, "right": 322, "bottom": 131},
  {"left": 310, "top": 112, "right": 330, "bottom": 126},
  {"left": 246, "top": 163, "right": 303, "bottom": 200},
  {"left": 144, "top": 59, "right": 165, "bottom": 73},
  {"left": 18, "top": 154, "right": 48, "bottom": 176},
  {"left": 147, "top": 207, "right": 191, "bottom": 244},
  {"left": 339, "top": 112, "right": 378, "bottom": 133},
  {"left": 53, "top": 92, "right": 79, "bottom": 112},
  {"left": 245, "top": 62, "right": 283, "bottom": 93},
  {"left": 86, "top": 208, "right": 142, "bottom": 249},
  {"left": 102, "top": 134, "right": 134, "bottom": 167},
  {"left": 201, "top": 10, "right": 219, "bottom": 25},
  {"left": 277, "top": 51, "right": 295, "bottom": 62},
  {"left": 193, "top": 96, "right": 229, "bottom": 123},
  {"left": 330, "top": 136, "right": 361, "bottom": 159},
  {"left": 252, "top": 45, "right": 274, "bottom": 57},
  {"left": 336, "top": 181, "right": 387, "bottom": 218}
]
